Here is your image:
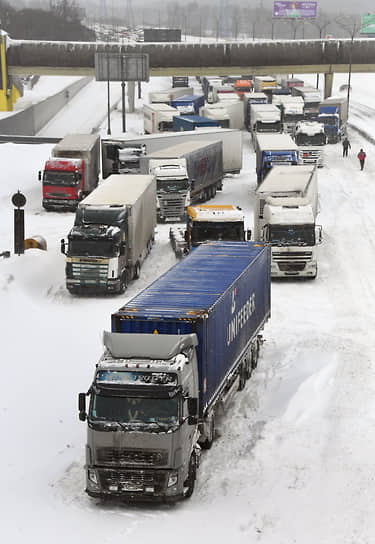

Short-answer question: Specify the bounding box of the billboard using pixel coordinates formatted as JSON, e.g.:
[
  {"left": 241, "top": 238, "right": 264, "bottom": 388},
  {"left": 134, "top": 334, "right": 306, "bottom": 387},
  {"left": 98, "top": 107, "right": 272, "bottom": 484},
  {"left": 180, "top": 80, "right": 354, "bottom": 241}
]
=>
[
  {"left": 361, "top": 14, "right": 375, "bottom": 35},
  {"left": 273, "top": 2, "right": 317, "bottom": 19},
  {"left": 95, "top": 53, "right": 149, "bottom": 82}
]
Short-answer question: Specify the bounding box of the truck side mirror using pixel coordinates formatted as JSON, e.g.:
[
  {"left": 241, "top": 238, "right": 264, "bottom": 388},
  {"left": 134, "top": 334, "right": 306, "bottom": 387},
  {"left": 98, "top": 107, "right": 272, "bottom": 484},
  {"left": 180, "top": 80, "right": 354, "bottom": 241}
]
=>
[
  {"left": 316, "top": 225, "right": 323, "bottom": 244},
  {"left": 184, "top": 230, "right": 188, "bottom": 242},
  {"left": 38, "top": 171, "right": 42, "bottom": 181},
  {"left": 120, "top": 241, "right": 126, "bottom": 255},
  {"left": 60, "top": 239, "right": 66, "bottom": 254},
  {"left": 246, "top": 229, "right": 252, "bottom": 241},
  {"left": 187, "top": 397, "right": 198, "bottom": 417},
  {"left": 78, "top": 393, "right": 87, "bottom": 421}
]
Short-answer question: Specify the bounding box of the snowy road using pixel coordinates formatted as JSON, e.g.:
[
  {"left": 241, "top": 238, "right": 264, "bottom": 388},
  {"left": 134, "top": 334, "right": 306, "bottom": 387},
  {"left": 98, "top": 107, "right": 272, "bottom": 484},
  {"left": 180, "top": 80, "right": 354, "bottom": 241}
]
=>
[{"left": 2, "top": 72, "right": 375, "bottom": 543}]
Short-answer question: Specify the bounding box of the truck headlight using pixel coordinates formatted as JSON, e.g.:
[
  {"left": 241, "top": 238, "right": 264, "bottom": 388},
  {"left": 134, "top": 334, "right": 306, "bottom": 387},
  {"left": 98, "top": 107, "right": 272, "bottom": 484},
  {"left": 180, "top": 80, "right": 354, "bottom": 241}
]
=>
[
  {"left": 88, "top": 468, "right": 98, "bottom": 485},
  {"left": 167, "top": 471, "right": 178, "bottom": 487}
]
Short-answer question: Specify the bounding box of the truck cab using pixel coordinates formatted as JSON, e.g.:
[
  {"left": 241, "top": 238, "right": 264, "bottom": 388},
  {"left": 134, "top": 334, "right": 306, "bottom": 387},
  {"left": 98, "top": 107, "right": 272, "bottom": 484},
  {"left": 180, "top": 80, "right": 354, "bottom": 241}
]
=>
[
  {"left": 80, "top": 331, "right": 201, "bottom": 502},
  {"left": 41, "top": 157, "right": 84, "bottom": 211},
  {"left": 169, "top": 205, "right": 249, "bottom": 258},
  {"left": 294, "top": 121, "right": 326, "bottom": 168},
  {"left": 261, "top": 202, "right": 322, "bottom": 278},
  {"left": 150, "top": 160, "right": 190, "bottom": 222}
]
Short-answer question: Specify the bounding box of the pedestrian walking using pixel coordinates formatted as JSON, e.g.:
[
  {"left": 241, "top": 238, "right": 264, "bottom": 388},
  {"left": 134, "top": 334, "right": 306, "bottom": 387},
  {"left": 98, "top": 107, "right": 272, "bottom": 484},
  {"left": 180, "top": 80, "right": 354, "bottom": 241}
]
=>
[
  {"left": 358, "top": 148, "right": 366, "bottom": 170},
  {"left": 342, "top": 137, "right": 351, "bottom": 157}
]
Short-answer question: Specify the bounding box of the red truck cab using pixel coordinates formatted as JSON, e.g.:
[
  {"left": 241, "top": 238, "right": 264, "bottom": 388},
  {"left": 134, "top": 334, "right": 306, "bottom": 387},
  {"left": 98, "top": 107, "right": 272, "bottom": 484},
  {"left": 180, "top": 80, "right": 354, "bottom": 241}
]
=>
[{"left": 41, "top": 158, "right": 84, "bottom": 211}]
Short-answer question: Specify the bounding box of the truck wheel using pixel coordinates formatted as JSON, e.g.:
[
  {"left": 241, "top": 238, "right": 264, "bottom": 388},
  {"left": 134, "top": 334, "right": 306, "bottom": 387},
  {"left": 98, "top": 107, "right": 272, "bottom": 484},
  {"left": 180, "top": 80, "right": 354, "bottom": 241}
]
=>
[
  {"left": 133, "top": 262, "right": 140, "bottom": 280},
  {"left": 199, "top": 414, "right": 215, "bottom": 450},
  {"left": 119, "top": 271, "right": 129, "bottom": 294},
  {"left": 245, "top": 357, "right": 252, "bottom": 380},
  {"left": 183, "top": 453, "right": 197, "bottom": 499},
  {"left": 238, "top": 363, "right": 247, "bottom": 391},
  {"left": 251, "top": 342, "right": 259, "bottom": 370}
]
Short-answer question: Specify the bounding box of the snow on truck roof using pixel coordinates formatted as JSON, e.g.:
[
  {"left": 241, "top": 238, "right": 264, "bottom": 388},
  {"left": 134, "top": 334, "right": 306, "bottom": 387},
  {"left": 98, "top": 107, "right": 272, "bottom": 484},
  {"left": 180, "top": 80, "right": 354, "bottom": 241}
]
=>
[
  {"left": 79, "top": 174, "right": 154, "bottom": 207},
  {"left": 53, "top": 133, "right": 99, "bottom": 151},
  {"left": 256, "top": 165, "right": 316, "bottom": 193},
  {"left": 145, "top": 139, "right": 221, "bottom": 158},
  {"left": 255, "top": 133, "right": 299, "bottom": 150}
]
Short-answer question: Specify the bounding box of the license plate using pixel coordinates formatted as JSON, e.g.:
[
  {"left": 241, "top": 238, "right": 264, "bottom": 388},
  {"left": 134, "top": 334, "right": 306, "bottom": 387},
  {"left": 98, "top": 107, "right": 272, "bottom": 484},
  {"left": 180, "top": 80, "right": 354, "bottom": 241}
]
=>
[{"left": 122, "top": 484, "right": 142, "bottom": 492}]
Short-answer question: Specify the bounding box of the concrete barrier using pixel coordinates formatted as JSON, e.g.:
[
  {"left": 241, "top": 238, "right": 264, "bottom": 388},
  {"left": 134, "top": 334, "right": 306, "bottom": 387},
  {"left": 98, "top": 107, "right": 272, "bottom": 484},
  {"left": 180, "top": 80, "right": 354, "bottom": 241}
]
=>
[{"left": 0, "top": 76, "right": 91, "bottom": 135}]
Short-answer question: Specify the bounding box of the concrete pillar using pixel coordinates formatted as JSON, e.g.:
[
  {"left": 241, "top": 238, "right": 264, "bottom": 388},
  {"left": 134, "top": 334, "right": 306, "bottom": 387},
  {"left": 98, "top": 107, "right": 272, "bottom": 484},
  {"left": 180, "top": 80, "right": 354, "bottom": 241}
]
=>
[
  {"left": 324, "top": 72, "right": 333, "bottom": 98},
  {"left": 127, "top": 81, "right": 135, "bottom": 113},
  {"left": 0, "top": 32, "right": 12, "bottom": 111}
]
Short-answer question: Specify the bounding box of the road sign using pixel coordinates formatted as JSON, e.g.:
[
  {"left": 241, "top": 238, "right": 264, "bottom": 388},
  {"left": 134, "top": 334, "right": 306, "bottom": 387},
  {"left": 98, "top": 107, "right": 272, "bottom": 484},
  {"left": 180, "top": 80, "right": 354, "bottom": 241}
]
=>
[{"left": 95, "top": 53, "right": 149, "bottom": 82}]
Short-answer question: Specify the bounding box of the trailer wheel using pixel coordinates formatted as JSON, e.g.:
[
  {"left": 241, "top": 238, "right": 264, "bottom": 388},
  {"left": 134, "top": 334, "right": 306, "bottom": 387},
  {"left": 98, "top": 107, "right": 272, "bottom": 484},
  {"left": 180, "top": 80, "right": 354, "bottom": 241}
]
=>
[
  {"left": 183, "top": 453, "right": 197, "bottom": 499},
  {"left": 133, "top": 262, "right": 140, "bottom": 280},
  {"left": 238, "top": 363, "right": 247, "bottom": 391},
  {"left": 245, "top": 357, "right": 252, "bottom": 380},
  {"left": 251, "top": 342, "right": 259, "bottom": 370}
]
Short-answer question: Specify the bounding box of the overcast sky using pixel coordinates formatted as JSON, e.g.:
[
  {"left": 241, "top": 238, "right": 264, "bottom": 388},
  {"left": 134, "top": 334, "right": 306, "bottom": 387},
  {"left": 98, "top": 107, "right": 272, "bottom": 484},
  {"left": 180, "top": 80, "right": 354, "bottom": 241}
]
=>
[{"left": 11, "top": 0, "right": 375, "bottom": 13}]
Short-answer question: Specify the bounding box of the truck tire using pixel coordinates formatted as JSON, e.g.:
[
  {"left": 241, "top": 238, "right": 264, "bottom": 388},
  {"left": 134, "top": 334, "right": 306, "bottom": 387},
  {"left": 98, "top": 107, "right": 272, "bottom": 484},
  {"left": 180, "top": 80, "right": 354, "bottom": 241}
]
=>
[
  {"left": 133, "top": 262, "right": 140, "bottom": 280},
  {"left": 199, "top": 414, "right": 215, "bottom": 450},
  {"left": 238, "top": 363, "right": 247, "bottom": 391},
  {"left": 119, "top": 271, "right": 129, "bottom": 294},
  {"left": 183, "top": 453, "right": 197, "bottom": 499},
  {"left": 245, "top": 356, "right": 252, "bottom": 380},
  {"left": 251, "top": 341, "right": 259, "bottom": 370}
]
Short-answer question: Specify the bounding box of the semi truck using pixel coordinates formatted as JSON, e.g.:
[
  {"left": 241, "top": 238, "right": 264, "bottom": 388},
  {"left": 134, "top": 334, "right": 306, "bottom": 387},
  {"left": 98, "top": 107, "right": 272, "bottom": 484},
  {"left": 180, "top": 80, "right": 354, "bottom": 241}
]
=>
[
  {"left": 253, "top": 76, "right": 277, "bottom": 94},
  {"left": 140, "top": 140, "right": 224, "bottom": 221},
  {"left": 243, "top": 92, "right": 268, "bottom": 131},
  {"left": 78, "top": 241, "right": 271, "bottom": 502},
  {"left": 169, "top": 204, "right": 250, "bottom": 257},
  {"left": 254, "top": 133, "right": 299, "bottom": 184},
  {"left": 291, "top": 86, "right": 321, "bottom": 120},
  {"left": 40, "top": 133, "right": 100, "bottom": 211},
  {"left": 209, "top": 84, "right": 238, "bottom": 103},
  {"left": 148, "top": 87, "right": 193, "bottom": 104},
  {"left": 108, "top": 143, "right": 147, "bottom": 175},
  {"left": 318, "top": 96, "right": 348, "bottom": 143},
  {"left": 294, "top": 121, "right": 326, "bottom": 167},
  {"left": 173, "top": 115, "right": 220, "bottom": 131},
  {"left": 200, "top": 101, "right": 244, "bottom": 130},
  {"left": 143, "top": 103, "right": 180, "bottom": 134},
  {"left": 272, "top": 95, "right": 304, "bottom": 134},
  {"left": 101, "top": 128, "right": 242, "bottom": 177},
  {"left": 254, "top": 165, "right": 322, "bottom": 278},
  {"left": 60, "top": 174, "right": 156, "bottom": 294},
  {"left": 250, "top": 104, "right": 281, "bottom": 139},
  {"left": 170, "top": 94, "right": 205, "bottom": 115}
]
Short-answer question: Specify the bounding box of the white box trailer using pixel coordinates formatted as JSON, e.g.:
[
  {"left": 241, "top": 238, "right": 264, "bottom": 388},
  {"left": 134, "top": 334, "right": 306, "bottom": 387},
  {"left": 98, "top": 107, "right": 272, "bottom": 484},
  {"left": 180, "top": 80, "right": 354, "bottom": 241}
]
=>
[
  {"left": 102, "top": 128, "right": 242, "bottom": 177},
  {"left": 61, "top": 175, "right": 156, "bottom": 294},
  {"left": 143, "top": 103, "right": 180, "bottom": 134},
  {"left": 199, "top": 100, "right": 244, "bottom": 130},
  {"left": 148, "top": 87, "right": 193, "bottom": 104}
]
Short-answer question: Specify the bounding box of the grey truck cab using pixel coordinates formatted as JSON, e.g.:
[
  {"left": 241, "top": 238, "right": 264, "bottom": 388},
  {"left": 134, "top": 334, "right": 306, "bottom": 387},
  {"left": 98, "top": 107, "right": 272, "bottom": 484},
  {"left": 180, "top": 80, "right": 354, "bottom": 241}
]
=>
[{"left": 79, "top": 331, "right": 200, "bottom": 502}]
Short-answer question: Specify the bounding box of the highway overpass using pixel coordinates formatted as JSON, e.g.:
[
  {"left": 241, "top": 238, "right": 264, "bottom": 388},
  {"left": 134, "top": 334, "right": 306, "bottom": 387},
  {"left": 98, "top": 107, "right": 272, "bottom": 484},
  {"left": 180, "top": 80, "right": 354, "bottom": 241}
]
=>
[{"left": 2, "top": 32, "right": 375, "bottom": 108}]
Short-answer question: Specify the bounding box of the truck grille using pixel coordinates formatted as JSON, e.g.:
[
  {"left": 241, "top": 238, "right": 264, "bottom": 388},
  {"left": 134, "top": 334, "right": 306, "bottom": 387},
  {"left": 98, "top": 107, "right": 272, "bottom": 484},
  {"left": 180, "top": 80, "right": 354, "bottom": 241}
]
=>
[
  {"left": 98, "top": 468, "right": 166, "bottom": 493},
  {"left": 96, "top": 448, "right": 168, "bottom": 466},
  {"left": 160, "top": 196, "right": 185, "bottom": 219},
  {"left": 299, "top": 149, "right": 322, "bottom": 165},
  {"left": 273, "top": 251, "right": 312, "bottom": 272},
  {"left": 70, "top": 261, "right": 108, "bottom": 285}
]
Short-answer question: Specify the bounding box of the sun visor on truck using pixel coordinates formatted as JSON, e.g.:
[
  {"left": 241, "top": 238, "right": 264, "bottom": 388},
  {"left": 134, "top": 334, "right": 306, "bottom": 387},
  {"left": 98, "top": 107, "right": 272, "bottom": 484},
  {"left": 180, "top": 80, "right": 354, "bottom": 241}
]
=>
[{"left": 103, "top": 331, "right": 198, "bottom": 360}]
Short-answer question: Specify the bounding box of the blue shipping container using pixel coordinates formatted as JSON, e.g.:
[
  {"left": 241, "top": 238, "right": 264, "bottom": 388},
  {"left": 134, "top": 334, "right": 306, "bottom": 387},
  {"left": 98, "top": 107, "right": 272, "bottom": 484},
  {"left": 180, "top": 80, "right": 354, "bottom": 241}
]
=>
[
  {"left": 170, "top": 94, "right": 205, "bottom": 115},
  {"left": 173, "top": 115, "right": 220, "bottom": 132},
  {"left": 112, "top": 241, "right": 271, "bottom": 415}
]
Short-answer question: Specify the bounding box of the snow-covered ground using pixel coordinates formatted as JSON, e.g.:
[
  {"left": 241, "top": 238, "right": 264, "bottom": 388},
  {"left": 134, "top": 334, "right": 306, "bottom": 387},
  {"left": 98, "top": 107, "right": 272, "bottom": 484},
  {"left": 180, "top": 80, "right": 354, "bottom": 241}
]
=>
[{"left": 1, "top": 70, "right": 375, "bottom": 543}]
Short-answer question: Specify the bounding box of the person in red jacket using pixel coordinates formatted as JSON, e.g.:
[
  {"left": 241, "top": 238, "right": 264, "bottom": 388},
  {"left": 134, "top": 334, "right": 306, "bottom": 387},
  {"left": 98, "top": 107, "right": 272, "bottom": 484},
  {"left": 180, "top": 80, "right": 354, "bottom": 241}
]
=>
[{"left": 358, "top": 149, "right": 366, "bottom": 170}]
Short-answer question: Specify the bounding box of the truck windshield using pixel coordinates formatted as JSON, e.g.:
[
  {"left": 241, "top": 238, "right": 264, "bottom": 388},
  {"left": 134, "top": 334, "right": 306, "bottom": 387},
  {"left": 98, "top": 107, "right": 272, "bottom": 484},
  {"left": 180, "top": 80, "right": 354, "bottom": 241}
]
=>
[
  {"left": 191, "top": 221, "right": 244, "bottom": 244},
  {"left": 157, "top": 178, "right": 189, "bottom": 192},
  {"left": 43, "top": 171, "right": 78, "bottom": 186},
  {"left": 91, "top": 394, "right": 179, "bottom": 428},
  {"left": 321, "top": 117, "right": 337, "bottom": 126},
  {"left": 269, "top": 225, "right": 315, "bottom": 246},
  {"left": 68, "top": 239, "right": 117, "bottom": 257},
  {"left": 256, "top": 121, "right": 281, "bottom": 132},
  {"left": 296, "top": 134, "right": 326, "bottom": 146}
]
